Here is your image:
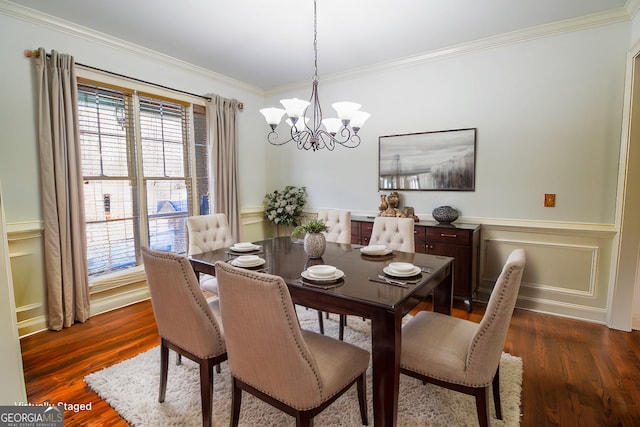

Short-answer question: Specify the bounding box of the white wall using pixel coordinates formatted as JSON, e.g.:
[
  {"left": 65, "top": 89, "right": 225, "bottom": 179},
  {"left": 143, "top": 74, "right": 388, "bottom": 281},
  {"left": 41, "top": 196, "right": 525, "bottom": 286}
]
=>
[{"left": 264, "top": 22, "right": 628, "bottom": 224}]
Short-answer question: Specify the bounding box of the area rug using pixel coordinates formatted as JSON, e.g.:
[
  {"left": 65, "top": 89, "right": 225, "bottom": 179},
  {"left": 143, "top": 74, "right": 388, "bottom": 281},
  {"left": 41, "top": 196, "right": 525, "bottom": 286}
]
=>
[{"left": 85, "top": 308, "right": 522, "bottom": 426}]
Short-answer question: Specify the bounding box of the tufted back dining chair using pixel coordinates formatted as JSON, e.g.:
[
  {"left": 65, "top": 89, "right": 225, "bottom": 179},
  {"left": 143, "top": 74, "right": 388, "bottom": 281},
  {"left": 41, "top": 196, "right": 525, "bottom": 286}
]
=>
[
  {"left": 399, "top": 248, "right": 526, "bottom": 427},
  {"left": 369, "top": 216, "right": 415, "bottom": 252},
  {"left": 214, "top": 261, "right": 370, "bottom": 427},
  {"left": 141, "top": 247, "right": 227, "bottom": 427},
  {"left": 186, "top": 213, "right": 235, "bottom": 295},
  {"left": 315, "top": 209, "right": 351, "bottom": 338},
  {"left": 317, "top": 209, "right": 351, "bottom": 244}
]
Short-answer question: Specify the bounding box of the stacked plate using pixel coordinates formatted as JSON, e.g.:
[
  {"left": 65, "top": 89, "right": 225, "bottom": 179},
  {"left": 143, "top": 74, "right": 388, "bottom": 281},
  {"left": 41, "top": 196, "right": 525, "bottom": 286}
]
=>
[
  {"left": 383, "top": 262, "right": 421, "bottom": 278},
  {"left": 230, "top": 242, "right": 261, "bottom": 252},
  {"left": 360, "top": 244, "right": 393, "bottom": 256},
  {"left": 230, "top": 255, "right": 265, "bottom": 268},
  {"left": 301, "top": 265, "right": 344, "bottom": 282}
]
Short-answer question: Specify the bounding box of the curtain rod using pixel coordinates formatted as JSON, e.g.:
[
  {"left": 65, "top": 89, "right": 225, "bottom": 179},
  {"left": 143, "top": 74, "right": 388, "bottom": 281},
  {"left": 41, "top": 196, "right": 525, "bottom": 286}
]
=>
[{"left": 24, "top": 49, "right": 244, "bottom": 110}]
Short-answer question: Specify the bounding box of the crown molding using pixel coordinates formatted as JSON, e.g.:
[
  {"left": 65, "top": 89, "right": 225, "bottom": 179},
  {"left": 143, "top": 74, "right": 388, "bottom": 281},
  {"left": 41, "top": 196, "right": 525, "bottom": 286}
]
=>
[
  {"left": 626, "top": 0, "right": 640, "bottom": 18},
  {"left": 267, "top": 7, "right": 632, "bottom": 95},
  {"left": 0, "top": 0, "right": 265, "bottom": 96}
]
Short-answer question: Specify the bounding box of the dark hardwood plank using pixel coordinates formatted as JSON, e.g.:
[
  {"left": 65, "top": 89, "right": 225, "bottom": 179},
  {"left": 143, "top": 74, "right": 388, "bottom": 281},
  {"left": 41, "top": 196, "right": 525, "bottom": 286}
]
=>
[{"left": 20, "top": 299, "right": 640, "bottom": 426}]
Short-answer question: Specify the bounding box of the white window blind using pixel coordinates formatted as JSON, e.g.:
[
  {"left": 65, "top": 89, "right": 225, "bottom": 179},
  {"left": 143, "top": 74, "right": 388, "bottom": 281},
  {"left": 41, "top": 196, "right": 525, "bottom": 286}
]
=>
[{"left": 78, "top": 81, "right": 208, "bottom": 278}]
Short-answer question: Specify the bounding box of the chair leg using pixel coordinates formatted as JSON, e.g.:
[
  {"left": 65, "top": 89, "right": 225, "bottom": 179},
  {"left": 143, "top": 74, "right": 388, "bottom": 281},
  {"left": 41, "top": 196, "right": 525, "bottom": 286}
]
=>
[
  {"left": 176, "top": 353, "right": 182, "bottom": 365},
  {"left": 357, "top": 372, "right": 369, "bottom": 425},
  {"left": 295, "top": 411, "right": 313, "bottom": 427},
  {"left": 474, "top": 386, "right": 491, "bottom": 427},
  {"left": 339, "top": 315, "right": 346, "bottom": 341},
  {"left": 231, "top": 377, "right": 242, "bottom": 427},
  {"left": 317, "top": 311, "right": 325, "bottom": 334},
  {"left": 492, "top": 366, "right": 502, "bottom": 419},
  {"left": 159, "top": 342, "right": 169, "bottom": 402},
  {"left": 198, "top": 359, "right": 214, "bottom": 427}
]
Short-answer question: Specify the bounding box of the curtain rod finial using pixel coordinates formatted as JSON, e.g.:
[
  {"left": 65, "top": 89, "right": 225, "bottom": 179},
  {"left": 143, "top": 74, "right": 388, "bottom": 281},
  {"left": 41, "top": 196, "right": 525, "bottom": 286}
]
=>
[{"left": 24, "top": 49, "right": 39, "bottom": 58}]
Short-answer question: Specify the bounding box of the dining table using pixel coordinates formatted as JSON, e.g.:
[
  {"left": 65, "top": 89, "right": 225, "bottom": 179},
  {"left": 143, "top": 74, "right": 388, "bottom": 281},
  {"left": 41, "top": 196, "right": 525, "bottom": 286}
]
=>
[{"left": 188, "top": 236, "right": 454, "bottom": 427}]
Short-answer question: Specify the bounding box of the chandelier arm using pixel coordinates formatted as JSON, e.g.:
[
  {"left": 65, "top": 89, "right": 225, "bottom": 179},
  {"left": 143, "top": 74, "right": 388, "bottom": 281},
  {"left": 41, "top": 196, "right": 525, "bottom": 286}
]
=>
[
  {"left": 267, "top": 130, "right": 295, "bottom": 146},
  {"left": 262, "top": 0, "right": 367, "bottom": 151}
]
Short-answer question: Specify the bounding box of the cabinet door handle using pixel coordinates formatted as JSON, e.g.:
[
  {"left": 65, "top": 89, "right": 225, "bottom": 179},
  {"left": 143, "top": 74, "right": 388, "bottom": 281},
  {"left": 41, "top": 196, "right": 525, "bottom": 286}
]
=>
[{"left": 440, "top": 233, "right": 457, "bottom": 238}]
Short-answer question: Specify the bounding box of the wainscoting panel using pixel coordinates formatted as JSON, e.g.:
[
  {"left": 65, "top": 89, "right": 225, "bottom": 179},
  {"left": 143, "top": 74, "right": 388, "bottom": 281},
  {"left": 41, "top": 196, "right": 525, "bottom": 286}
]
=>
[{"left": 479, "top": 223, "right": 615, "bottom": 324}]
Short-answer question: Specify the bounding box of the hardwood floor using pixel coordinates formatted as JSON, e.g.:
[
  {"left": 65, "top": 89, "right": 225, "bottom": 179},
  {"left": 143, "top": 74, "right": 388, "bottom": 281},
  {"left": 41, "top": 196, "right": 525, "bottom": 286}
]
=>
[{"left": 20, "top": 299, "right": 640, "bottom": 426}]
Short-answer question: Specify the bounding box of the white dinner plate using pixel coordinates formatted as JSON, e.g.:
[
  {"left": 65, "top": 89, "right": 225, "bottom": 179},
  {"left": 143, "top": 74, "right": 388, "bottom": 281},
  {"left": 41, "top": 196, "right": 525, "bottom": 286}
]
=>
[
  {"left": 231, "top": 257, "right": 265, "bottom": 268},
  {"left": 230, "top": 244, "right": 261, "bottom": 252},
  {"left": 301, "top": 269, "right": 345, "bottom": 282},
  {"left": 383, "top": 265, "right": 421, "bottom": 278},
  {"left": 360, "top": 246, "right": 393, "bottom": 256}
]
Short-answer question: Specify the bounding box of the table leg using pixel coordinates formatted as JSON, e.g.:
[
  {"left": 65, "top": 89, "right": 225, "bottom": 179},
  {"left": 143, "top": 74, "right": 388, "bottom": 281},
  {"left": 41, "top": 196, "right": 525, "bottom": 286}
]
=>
[
  {"left": 370, "top": 308, "right": 401, "bottom": 427},
  {"left": 432, "top": 267, "right": 453, "bottom": 315}
]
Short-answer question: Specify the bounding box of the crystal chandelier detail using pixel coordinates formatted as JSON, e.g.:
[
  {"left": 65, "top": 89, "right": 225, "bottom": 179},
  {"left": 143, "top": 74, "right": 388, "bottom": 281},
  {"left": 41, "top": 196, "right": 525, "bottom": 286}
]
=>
[{"left": 260, "top": 0, "right": 370, "bottom": 151}]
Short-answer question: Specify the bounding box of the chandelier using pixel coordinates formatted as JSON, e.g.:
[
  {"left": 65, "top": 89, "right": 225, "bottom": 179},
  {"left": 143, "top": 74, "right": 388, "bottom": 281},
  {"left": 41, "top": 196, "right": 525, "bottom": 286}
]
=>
[{"left": 260, "top": 0, "right": 370, "bottom": 151}]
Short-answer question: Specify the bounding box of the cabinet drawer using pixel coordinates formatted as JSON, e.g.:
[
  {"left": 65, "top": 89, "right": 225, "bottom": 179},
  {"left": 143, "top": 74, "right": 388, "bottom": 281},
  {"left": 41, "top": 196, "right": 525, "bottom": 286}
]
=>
[
  {"left": 413, "top": 225, "right": 426, "bottom": 242},
  {"left": 361, "top": 222, "right": 374, "bottom": 236},
  {"left": 425, "top": 227, "right": 472, "bottom": 245}
]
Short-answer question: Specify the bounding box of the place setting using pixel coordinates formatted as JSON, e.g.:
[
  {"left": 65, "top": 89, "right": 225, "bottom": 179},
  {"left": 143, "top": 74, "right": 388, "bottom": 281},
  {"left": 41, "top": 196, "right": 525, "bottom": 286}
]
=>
[
  {"left": 369, "top": 262, "right": 426, "bottom": 288},
  {"left": 359, "top": 244, "right": 394, "bottom": 259},
  {"left": 227, "top": 254, "right": 267, "bottom": 271},
  {"left": 226, "top": 241, "right": 263, "bottom": 255},
  {"left": 298, "top": 264, "right": 345, "bottom": 289}
]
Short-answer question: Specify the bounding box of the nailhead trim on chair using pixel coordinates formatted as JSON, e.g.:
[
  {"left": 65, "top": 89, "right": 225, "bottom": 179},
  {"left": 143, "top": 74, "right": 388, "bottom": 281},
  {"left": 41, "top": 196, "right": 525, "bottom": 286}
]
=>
[
  {"left": 216, "top": 263, "right": 327, "bottom": 410},
  {"left": 150, "top": 250, "right": 225, "bottom": 357}
]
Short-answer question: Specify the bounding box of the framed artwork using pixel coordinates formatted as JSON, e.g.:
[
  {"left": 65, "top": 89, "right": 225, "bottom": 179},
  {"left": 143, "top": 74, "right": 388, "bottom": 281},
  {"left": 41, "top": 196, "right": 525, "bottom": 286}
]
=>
[{"left": 378, "top": 128, "right": 476, "bottom": 191}]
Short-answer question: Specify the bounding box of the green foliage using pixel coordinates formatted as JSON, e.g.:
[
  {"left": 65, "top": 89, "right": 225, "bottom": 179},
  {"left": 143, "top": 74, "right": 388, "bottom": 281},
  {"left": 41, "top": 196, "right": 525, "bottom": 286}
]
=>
[{"left": 292, "top": 218, "right": 329, "bottom": 237}]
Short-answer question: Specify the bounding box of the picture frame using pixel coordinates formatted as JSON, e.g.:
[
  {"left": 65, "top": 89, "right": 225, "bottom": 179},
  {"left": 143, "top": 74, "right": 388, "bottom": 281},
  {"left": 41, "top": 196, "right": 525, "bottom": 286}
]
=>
[{"left": 378, "top": 128, "right": 477, "bottom": 191}]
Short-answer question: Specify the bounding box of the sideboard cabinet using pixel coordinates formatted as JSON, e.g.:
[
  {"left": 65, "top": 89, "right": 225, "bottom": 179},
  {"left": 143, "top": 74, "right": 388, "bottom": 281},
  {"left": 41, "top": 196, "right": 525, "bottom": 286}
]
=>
[{"left": 351, "top": 216, "right": 480, "bottom": 312}]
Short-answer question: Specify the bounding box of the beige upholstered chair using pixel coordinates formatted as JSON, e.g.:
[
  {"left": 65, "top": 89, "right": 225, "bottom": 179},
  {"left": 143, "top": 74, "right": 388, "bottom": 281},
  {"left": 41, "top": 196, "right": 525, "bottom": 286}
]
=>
[
  {"left": 400, "top": 249, "right": 526, "bottom": 427},
  {"left": 369, "top": 216, "right": 415, "bottom": 252},
  {"left": 186, "top": 213, "right": 235, "bottom": 295},
  {"left": 141, "top": 247, "right": 227, "bottom": 427},
  {"left": 214, "top": 261, "right": 370, "bottom": 427},
  {"left": 317, "top": 209, "right": 351, "bottom": 244},
  {"left": 316, "top": 209, "right": 351, "bottom": 337}
]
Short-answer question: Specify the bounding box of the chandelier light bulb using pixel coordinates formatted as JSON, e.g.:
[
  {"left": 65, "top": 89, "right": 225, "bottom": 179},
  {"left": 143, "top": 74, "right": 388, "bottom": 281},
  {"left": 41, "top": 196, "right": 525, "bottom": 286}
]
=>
[
  {"left": 322, "top": 118, "right": 342, "bottom": 135},
  {"left": 350, "top": 111, "right": 371, "bottom": 133},
  {"left": 280, "top": 98, "right": 310, "bottom": 119},
  {"left": 259, "top": 108, "right": 286, "bottom": 129}
]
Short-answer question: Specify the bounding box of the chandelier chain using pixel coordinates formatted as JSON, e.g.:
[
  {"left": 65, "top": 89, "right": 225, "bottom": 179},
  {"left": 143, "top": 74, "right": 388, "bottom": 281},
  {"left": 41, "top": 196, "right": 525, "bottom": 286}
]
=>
[{"left": 313, "top": 0, "right": 318, "bottom": 81}]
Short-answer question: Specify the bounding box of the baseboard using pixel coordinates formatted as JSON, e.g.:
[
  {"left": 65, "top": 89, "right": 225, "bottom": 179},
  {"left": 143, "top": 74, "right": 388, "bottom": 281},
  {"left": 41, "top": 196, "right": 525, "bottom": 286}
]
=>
[
  {"left": 477, "top": 287, "right": 607, "bottom": 324},
  {"left": 90, "top": 286, "right": 150, "bottom": 317},
  {"left": 633, "top": 313, "right": 640, "bottom": 331}
]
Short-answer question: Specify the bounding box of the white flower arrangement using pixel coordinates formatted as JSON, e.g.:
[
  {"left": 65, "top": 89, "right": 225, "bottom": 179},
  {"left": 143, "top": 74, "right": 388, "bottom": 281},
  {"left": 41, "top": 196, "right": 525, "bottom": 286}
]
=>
[{"left": 263, "top": 185, "right": 307, "bottom": 226}]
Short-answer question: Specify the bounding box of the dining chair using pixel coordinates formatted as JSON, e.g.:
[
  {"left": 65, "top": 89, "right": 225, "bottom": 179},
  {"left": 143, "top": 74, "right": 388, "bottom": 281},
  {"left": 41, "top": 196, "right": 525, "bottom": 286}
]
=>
[
  {"left": 214, "top": 261, "right": 370, "bottom": 427},
  {"left": 369, "top": 216, "right": 415, "bottom": 252},
  {"left": 186, "top": 213, "right": 235, "bottom": 295},
  {"left": 317, "top": 209, "right": 351, "bottom": 244},
  {"left": 141, "top": 247, "right": 227, "bottom": 427},
  {"left": 399, "top": 248, "right": 526, "bottom": 427},
  {"left": 316, "top": 209, "right": 351, "bottom": 338}
]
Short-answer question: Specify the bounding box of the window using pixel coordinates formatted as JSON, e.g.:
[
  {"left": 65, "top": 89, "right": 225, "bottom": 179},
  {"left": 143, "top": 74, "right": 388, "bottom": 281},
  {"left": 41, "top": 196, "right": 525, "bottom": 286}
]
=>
[{"left": 78, "top": 81, "right": 208, "bottom": 278}]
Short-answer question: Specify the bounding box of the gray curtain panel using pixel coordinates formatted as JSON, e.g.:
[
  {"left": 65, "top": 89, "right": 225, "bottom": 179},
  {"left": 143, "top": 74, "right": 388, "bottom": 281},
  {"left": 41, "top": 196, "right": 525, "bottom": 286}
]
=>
[
  {"left": 206, "top": 94, "right": 241, "bottom": 241},
  {"left": 35, "top": 48, "right": 90, "bottom": 330}
]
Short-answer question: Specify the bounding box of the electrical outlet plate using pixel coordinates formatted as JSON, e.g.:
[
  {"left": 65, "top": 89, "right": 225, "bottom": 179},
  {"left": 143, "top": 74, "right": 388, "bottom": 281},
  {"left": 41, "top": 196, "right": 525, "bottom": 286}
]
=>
[{"left": 544, "top": 193, "right": 556, "bottom": 207}]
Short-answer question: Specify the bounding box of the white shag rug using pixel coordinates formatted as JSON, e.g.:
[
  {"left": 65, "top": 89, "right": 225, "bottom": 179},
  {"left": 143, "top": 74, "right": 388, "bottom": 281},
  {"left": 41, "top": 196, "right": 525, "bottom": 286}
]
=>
[{"left": 85, "top": 308, "right": 522, "bottom": 426}]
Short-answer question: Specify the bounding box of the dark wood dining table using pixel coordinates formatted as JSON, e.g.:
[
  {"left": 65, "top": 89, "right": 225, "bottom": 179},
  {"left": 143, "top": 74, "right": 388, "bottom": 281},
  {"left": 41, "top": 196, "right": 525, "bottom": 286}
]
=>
[{"left": 188, "top": 236, "right": 454, "bottom": 427}]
